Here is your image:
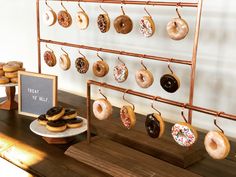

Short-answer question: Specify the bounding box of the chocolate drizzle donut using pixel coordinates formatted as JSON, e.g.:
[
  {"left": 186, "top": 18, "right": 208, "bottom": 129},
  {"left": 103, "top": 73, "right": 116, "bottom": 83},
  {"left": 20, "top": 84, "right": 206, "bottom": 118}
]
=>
[
  {"left": 145, "top": 113, "right": 165, "bottom": 138},
  {"left": 44, "top": 51, "right": 56, "bottom": 67},
  {"left": 57, "top": 10, "right": 72, "bottom": 28},
  {"left": 160, "top": 74, "right": 180, "bottom": 93},
  {"left": 97, "top": 14, "right": 110, "bottom": 33},
  {"left": 75, "top": 57, "right": 89, "bottom": 74}
]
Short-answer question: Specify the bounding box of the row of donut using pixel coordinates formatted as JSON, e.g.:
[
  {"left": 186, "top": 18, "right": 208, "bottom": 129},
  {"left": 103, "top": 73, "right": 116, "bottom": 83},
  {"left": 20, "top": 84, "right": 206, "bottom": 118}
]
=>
[
  {"left": 44, "top": 47, "right": 180, "bottom": 93},
  {"left": 92, "top": 91, "right": 231, "bottom": 160},
  {"left": 44, "top": 2, "right": 189, "bottom": 40}
]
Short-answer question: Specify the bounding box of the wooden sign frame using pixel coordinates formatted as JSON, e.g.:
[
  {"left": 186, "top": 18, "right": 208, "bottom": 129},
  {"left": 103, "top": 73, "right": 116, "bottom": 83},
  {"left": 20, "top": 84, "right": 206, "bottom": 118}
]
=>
[{"left": 18, "top": 71, "right": 57, "bottom": 117}]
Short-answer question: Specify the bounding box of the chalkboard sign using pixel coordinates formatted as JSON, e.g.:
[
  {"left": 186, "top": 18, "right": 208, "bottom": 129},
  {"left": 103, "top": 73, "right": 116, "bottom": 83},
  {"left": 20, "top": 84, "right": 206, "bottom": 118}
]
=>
[{"left": 18, "top": 71, "right": 57, "bottom": 117}]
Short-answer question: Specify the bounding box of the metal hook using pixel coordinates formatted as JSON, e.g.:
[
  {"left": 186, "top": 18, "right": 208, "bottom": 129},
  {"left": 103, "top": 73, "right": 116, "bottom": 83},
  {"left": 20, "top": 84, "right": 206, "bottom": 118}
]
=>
[
  {"left": 45, "top": 0, "right": 53, "bottom": 11},
  {"left": 60, "top": 0, "right": 67, "bottom": 11},
  {"left": 144, "top": 7, "right": 152, "bottom": 18},
  {"left": 151, "top": 96, "right": 161, "bottom": 116},
  {"left": 97, "top": 52, "right": 104, "bottom": 61},
  {"left": 99, "top": 88, "right": 107, "bottom": 100},
  {"left": 99, "top": 5, "right": 108, "bottom": 14},
  {"left": 78, "top": 49, "right": 85, "bottom": 58},
  {"left": 117, "top": 57, "right": 125, "bottom": 65},
  {"left": 121, "top": 5, "right": 125, "bottom": 15},
  {"left": 123, "top": 89, "right": 135, "bottom": 110},
  {"left": 176, "top": 7, "right": 182, "bottom": 19},
  {"left": 45, "top": 44, "right": 53, "bottom": 53},
  {"left": 61, "top": 47, "right": 68, "bottom": 56},
  {"left": 168, "top": 61, "right": 174, "bottom": 74},
  {"left": 140, "top": 59, "right": 147, "bottom": 70},
  {"left": 78, "top": 1, "right": 85, "bottom": 12},
  {"left": 181, "top": 105, "right": 188, "bottom": 123},
  {"left": 214, "top": 112, "right": 224, "bottom": 134}
]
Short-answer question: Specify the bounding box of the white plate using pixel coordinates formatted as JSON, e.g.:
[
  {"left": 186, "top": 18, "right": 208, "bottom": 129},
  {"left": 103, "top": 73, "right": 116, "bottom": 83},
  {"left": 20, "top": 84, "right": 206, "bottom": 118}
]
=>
[
  {"left": 0, "top": 83, "right": 18, "bottom": 87},
  {"left": 30, "top": 117, "right": 87, "bottom": 138}
]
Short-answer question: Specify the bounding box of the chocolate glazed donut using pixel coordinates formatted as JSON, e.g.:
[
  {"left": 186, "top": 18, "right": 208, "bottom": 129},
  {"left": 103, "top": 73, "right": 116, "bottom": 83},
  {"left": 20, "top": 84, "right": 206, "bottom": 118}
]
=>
[
  {"left": 145, "top": 114, "right": 161, "bottom": 138},
  {"left": 114, "top": 15, "right": 133, "bottom": 34},
  {"left": 46, "top": 107, "right": 63, "bottom": 117},
  {"left": 160, "top": 74, "right": 180, "bottom": 93}
]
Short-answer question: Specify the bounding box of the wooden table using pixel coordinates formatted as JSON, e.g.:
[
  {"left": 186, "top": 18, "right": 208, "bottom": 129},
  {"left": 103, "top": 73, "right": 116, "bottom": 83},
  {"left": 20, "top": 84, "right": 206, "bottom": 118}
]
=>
[{"left": 0, "top": 90, "right": 235, "bottom": 177}]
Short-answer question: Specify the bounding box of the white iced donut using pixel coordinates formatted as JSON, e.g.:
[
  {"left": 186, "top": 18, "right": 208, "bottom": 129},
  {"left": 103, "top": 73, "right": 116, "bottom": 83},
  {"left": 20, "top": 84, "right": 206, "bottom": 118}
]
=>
[
  {"left": 93, "top": 98, "right": 112, "bottom": 120},
  {"left": 171, "top": 122, "right": 198, "bottom": 147},
  {"left": 113, "top": 63, "right": 128, "bottom": 83},
  {"left": 76, "top": 11, "right": 89, "bottom": 30},
  {"left": 59, "top": 54, "right": 71, "bottom": 71},
  {"left": 43, "top": 10, "right": 57, "bottom": 26},
  {"left": 139, "top": 16, "right": 155, "bottom": 37},
  {"left": 167, "top": 18, "right": 189, "bottom": 40},
  {"left": 135, "top": 69, "right": 154, "bottom": 88},
  {"left": 204, "top": 131, "right": 230, "bottom": 160}
]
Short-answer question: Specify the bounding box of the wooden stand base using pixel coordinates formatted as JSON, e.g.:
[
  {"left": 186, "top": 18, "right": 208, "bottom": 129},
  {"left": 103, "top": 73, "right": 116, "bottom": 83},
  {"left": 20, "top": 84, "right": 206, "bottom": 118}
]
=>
[
  {"left": 0, "top": 86, "right": 18, "bottom": 110},
  {"left": 42, "top": 136, "right": 75, "bottom": 144},
  {"left": 65, "top": 137, "right": 201, "bottom": 177}
]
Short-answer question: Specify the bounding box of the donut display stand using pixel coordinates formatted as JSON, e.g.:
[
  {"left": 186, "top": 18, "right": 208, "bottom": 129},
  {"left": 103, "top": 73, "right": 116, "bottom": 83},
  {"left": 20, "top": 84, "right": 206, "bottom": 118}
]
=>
[
  {"left": 30, "top": 117, "right": 87, "bottom": 144},
  {"left": 0, "top": 83, "right": 18, "bottom": 110}
]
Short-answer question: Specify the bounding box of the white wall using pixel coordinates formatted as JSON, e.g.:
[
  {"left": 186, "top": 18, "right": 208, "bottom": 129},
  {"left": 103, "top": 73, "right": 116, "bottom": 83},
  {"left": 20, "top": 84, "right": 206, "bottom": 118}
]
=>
[{"left": 0, "top": 0, "right": 236, "bottom": 139}]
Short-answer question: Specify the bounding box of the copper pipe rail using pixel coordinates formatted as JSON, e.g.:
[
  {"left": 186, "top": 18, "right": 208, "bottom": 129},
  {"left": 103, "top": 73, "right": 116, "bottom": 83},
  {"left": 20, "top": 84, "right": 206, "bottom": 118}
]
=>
[
  {"left": 40, "top": 39, "right": 192, "bottom": 65},
  {"left": 87, "top": 80, "right": 236, "bottom": 142},
  {"left": 47, "top": 0, "right": 198, "bottom": 8}
]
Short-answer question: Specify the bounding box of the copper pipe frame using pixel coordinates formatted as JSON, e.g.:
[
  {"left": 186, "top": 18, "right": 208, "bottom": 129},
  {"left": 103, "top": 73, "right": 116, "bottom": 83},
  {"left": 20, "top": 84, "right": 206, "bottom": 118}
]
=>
[
  {"left": 188, "top": 0, "right": 204, "bottom": 123},
  {"left": 37, "top": 0, "right": 41, "bottom": 73},
  {"left": 87, "top": 80, "right": 236, "bottom": 143},
  {"left": 47, "top": 0, "right": 198, "bottom": 8},
  {"left": 40, "top": 39, "right": 192, "bottom": 65}
]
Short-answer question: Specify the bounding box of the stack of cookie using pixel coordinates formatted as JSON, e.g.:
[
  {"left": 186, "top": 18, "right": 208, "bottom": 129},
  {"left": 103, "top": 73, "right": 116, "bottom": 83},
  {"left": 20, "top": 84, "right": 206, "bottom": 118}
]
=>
[
  {"left": 0, "top": 61, "right": 25, "bottom": 84},
  {"left": 37, "top": 106, "right": 83, "bottom": 132}
]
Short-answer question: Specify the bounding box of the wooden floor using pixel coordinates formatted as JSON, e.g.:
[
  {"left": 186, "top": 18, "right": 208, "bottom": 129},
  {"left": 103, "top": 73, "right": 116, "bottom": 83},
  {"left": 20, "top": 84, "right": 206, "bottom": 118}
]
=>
[{"left": 0, "top": 90, "right": 235, "bottom": 177}]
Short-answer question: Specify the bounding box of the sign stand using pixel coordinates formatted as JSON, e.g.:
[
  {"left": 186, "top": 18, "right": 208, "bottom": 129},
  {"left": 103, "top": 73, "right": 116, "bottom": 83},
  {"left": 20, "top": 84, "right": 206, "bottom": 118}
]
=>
[{"left": 0, "top": 84, "right": 18, "bottom": 110}]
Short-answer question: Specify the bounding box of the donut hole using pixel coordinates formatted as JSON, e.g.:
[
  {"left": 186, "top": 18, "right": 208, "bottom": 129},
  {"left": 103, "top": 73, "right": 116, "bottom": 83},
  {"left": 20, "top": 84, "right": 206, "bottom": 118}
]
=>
[
  {"left": 139, "top": 74, "right": 145, "bottom": 82},
  {"left": 210, "top": 139, "right": 218, "bottom": 150},
  {"left": 97, "top": 104, "right": 103, "bottom": 113},
  {"left": 96, "top": 64, "right": 101, "bottom": 72},
  {"left": 166, "top": 80, "right": 172, "bottom": 88}
]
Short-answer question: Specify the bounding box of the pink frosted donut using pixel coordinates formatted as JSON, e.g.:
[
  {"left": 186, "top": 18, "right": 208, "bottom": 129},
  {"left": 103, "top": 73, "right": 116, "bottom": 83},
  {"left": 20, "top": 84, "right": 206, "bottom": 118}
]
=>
[
  {"left": 93, "top": 98, "right": 113, "bottom": 120},
  {"left": 171, "top": 122, "right": 198, "bottom": 147},
  {"left": 204, "top": 131, "right": 230, "bottom": 159},
  {"left": 113, "top": 63, "right": 128, "bottom": 83},
  {"left": 139, "top": 16, "right": 155, "bottom": 37}
]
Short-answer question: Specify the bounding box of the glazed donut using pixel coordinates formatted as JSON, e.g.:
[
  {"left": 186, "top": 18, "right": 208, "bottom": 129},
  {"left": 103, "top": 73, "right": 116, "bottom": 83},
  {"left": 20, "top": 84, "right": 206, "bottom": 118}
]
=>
[
  {"left": 4, "top": 71, "right": 18, "bottom": 79},
  {"left": 145, "top": 113, "right": 165, "bottom": 138},
  {"left": 46, "top": 107, "right": 65, "bottom": 121},
  {"left": 204, "top": 131, "right": 230, "bottom": 160},
  {"left": 93, "top": 60, "right": 109, "bottom": 77},
  {"left": 59, "top": 54, "right": 71, "bottom": 71},
  {"left": 167, "top": 18, "right": 189, "bottom": 40},
  {"left": 7, "top": 61, "right": 23, "bottom": 68},
  {"left": 139, "top": 16, "right": 155, "bottom": 38},
  {"left": 46, "top": 120, "right": 67, "bottom": 132},
  {"left": 171, "top": 122, "right": 198, "bottom": 147},
  {"left": 93, "top": 98, "right": 113, "bottom": 120},
  {"left": 0, "top": 76, "right": 9, "bottom": 84},
  {"left": 62, "top": 108, "right": 77, "bottom": 120},
  {"left": 57, "top": 10, "right": 72, "bottom": 28},
  {"left": 97, "top": 14, "right": 110, "bottom": 33},
  {"left": 75, "top": 57, "right": 89, "bottom": 74},
  {"left": 120, "top": 106, "right": 136, "bottom": 129},
  {"left": 37, "top": 114, "right": 48, "bottom": 126},
  {"left": 44, "top": 51, "right": 57, "bottom": 67},
  {"left": 76, "top": 11, "right": 89, "bottom": 30},
  {"left": 43, "top": 9, "right": 57, "bottom": 26},
  {"left": 10, "top": 78, "right": 18, "bottom": 83},
  {"left": 3, "top": 63, "right": 20, "bottom": 72},
  {"left": 114, "top": 15, "right": 133, "bottom": 34},
  {"left": 66, "top": 118, "right": 83, "bottom": 128},
  {"left": 0, "top": 70, "right": 4, "bottom": 77},
  {"left": 113, "top": 63, "right": 128, "bottom": 83},
  {"left": 135, "top": 69, "right": 154, "bottom": 88},
  {"left": 160, "top": 73, "right": 180, "bottom": 93},
  {"left": 0, "top": 62, "right": 5, "bottom": 70}
]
